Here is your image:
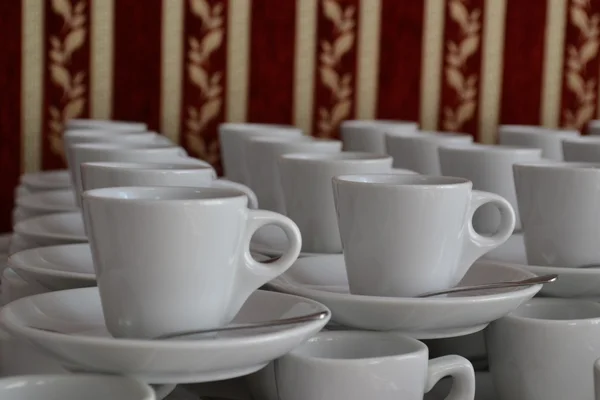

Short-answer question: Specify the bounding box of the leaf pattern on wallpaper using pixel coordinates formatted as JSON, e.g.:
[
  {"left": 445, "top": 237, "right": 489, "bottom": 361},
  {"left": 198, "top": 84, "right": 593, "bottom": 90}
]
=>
[
  {"left": 48, "top": 0, "right": 88, "bottom": 157},
  {"left": 317, "top": 0, "right": 356, "bottom": 138},
  {"left": 563, "top": 0, "right": 600, "bottom": 130},
  {"left": 442, "top": 0, "right": 481, "bottom": 132},
  {"left": 185, "top": 0, "right": 224, "bottom": 166}
]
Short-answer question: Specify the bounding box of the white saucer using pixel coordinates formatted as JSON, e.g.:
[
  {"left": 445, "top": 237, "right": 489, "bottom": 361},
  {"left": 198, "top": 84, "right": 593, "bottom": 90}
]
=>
[
  {"left": 250, "top": 225, "right": 332, "bottom": 258},
  {"left": 20, "top": 169, "right": 71, "bottom": 192},
  {"left": 268, "top": 255, "right": 541, "bottom": 339},
  {"left": 482, "top": 232, "right": 600, "bottom": 299},
  {"left": 0, "top": 288, "right": 330, "bottom": 384},
  {"left": 12, "top": 212, "right": 87, "bottom": 253},
  {"left": 16, "top": 189, "right": 78, "bottom": 216},
  {"left": 8, "top": 244, "right": 95, "bottom": 290}
]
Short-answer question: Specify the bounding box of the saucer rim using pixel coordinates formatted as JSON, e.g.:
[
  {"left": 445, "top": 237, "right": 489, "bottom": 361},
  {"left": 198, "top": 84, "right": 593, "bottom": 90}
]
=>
[
  {"left": 13, "top": 212, "right": 87, "bottom": 242},
  {"left": 16, "top": 189, "right": 77, "bottom": 213},
  {"left": 0, "top": 288, "right": 331, "bottom": 349},
  {"left": 20, "top": 169, "right": 71, "bottom": 189},
  {"left": 8, "top": 243, "right": 95, "bottom": 281},
  {"left": 269, "top": 256, "right": 541, "bottom": 304}
]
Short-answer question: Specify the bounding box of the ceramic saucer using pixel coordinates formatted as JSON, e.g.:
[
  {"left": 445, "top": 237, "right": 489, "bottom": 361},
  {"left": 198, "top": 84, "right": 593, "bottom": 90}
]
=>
[
  {"left": 20, "top": 169, "right": 71, "bottom": 192},
  {"left": 482, "top": 232, "right": 600, "bottom": 299},
  {"left": 268, "top": 255, "right": 541, "bottom": 339},
  {"left": 8, "top": 243, "right": 95, "bottom": 290},
  {"left": 12, "top": 212, "right": 86, "bottom": 253},
  {"left": 250, "top": 225, "right": 330, "bottom": 257},
  {"left": 16, "top": 189, "right": 78, "bottom": 217},
  {"left": 0, "top": 288, "right": 330, "bottom": 384}
]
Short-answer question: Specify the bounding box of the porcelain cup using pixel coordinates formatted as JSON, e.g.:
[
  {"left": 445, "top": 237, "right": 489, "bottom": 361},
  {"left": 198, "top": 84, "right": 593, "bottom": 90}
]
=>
[
  {"left": 487, "top": 298, "right": 600, "bottom": 400},
  {"left": 514, "top": 161, "right": 600, "bottom": 267},
  {"left": 66, "top": 118, "right": 147, "bottom": 131},
  {"left": 69, "top": 142, "right": 200, "bottom": 206},
  {"left": 245, "top": 136, "right": 341, "bottom": 213},
  {"left": 385, "top": 131, "right": 473, "bottom": 175},
  {"left": 82, "top": 186, "right": 301, "bottom": 339},
  {"left": 498, "top": 125, "right": 579, "bottom": 160},
  {"left": 333, "top": 174, "right": 515, "bottom": 297},
  {"left": 218, "top": 123, "right": 302, "bottom": 184},
  {"left": 278, "top": 152, "right": 393, "bottom": 254},
  {"left": 81, "top": 161, "right": 258, "bottom": 209},
  {"left": 276, "top": 331, "right": 476, "bottom": 400},
  {"left": 439, "top": 143, "right": 542, "bottom": 234},
  {"left": 562, "top": 136, "right": 600, "bottom": 163},
  {"left": 340, "top": 120, "right": 418, "bottom": 153}
]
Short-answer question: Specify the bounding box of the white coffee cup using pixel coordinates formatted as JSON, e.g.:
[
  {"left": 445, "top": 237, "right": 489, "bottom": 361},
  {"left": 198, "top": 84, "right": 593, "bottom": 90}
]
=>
[
  {"left": 589, "top": 120, "right": 600, "bottom": 135},
  {"left": 514, "top": 161, "right": 600, "bottom": 268},
  {"left": 245, "top": 136, "right": 341, "bottom": 213},
  {"left": 498, "top": 124, "right": 579, "bottom": 160},
  {"left": 66, "top": 118, "right": 147, "bottom": 131},
  {"left": 276, "top": 331, "right": 475, "bottom": 400},
  {"left": 218, "top": 123, "right": 302, "bottom": 184},
  {"left": 439, "top": 143, "right": 542, "bottom": 234},
  {"left": 82, "top": 186, "right": 301, "bottom": 339},
  {"left": 332, "top": 174, "right": 515, "bottom": 297},
  {"left": 562, "top": 136, "right": 600, "bottom": 162},
  {"left": 340, "top": 120, "right": 418, "bottom": 153},
  {"left": 70, "top": 142, "right": 199, "bottom": 206},
  {"left": 81, "top": 162, "right": 258, "bottom": 209},
  {"left": 386, "top": 131, "right": 473, "bottom": 175},
  {"left": 487, "top": 298, "right": 600, "bottom": 400},
  {"left": 279, "top": 152, "right": 393, "bottom": 254},
  {"left": 0, "top": 375, "right": 155, "bottom": 400}
]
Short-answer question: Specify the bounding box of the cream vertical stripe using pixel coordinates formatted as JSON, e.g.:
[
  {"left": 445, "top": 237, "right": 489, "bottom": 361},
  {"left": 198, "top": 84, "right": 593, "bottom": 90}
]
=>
[
  {"left": 161, "top": 0, "right": 184, "bottom": 143},
  {"left": 293, "top": 0, "right": 317, "bottom": 135},
  {"left": 420, "top": 0, "right": 445, "bottom": 130},
  {"left": 226, "top": 0, "right": 250, "bottom": 123},
  {"left": 90, "top": 0, "right": 114, "bottom": 122},
  {"left": 355, "top": 0, "right": 381, "bottom": 120},
  {"left": 479, "top": 0, "right": 507, "bottom": 144},
  {"left": 541, "top": 0, "right": 567, "bottom": 128},
  {"left": 22, "top": 0, "right": 44, "bottom": 173}
]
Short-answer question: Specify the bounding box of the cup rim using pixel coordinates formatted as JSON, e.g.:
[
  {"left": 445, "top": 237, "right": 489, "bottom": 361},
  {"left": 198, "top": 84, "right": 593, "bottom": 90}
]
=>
[
  {"left": 502, "top": 298, "right": 600, "bottom": 326},
  {"left": 513, "top": 160, "right": 600, "bottom": 171},
  {"left": 439, "top": 142, "right": 543, "bottom": 154},
  {"left": 562, "top": 135, "right": 600, "bottom": 144},
  {"left": 333, "top": 173, "right": 470, "bottom": 188},
  {"left": 72, "top": 142, "right": 180, "bottom": 151},
  {"left": 80, "top": 161, "right": 214, "bottom": 172},
  {"left": 499, "top": 124, "right": 580, "bottom": 137},
  {"left": 341, "top": 119, "right": 418, "bottom": 128},
  {"left": 247, "top": 135, "right": 339, "bottom": 145},
  {"left": 219, "top": 122, "right": 299, "bottom": 132},
  {"left": 285, "top": 331, "right": 427, "bottom": 364},
  {"left": 64, "top": 130, "right": 154, "bottom": 138},
  {"left": 81, "top": 186, "right": 246, "bottom": 204},
  {"left": 386, "top": 130, "right": 473, "bottom": 142},
  {"left": 280, "top": 152, "right": 391, "bottom": 163}
]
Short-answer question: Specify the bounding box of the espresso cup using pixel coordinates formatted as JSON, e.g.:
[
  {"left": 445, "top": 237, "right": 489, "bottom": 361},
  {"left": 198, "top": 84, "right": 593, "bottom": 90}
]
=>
[
  {"left": 340, "top": 120, "right": 418, "bottom": 153},
  {"left": 218, "top": 123, "right": 302, "bottom": 184},
  {"left": 514, "top": 161, "right": 600, "bottom": 267},
  {"left": 81, "top": 162, "right": 258, "bottom": 208},
  {"left": 333, "top": 174, "right": 515, "bottom": 297},
  {"left": 498, "top": 124, "right": 579, "bottom": 160},
  {"left": 245, "top": 136, "right": 341, "bottom": 213},
  {"left": 439, "top": 144, "right": 542, "bottom": 234},
  {"left": 82, "top": 186, "right": 301, "bottom": 339},
  {"left": 487, "top": 298, "right": 600, "bottom": 400},
  {"left": 276, "top": 331, "right": 475, "bottom": 400},
  {"left": 70, "top": 142, "right": 199, "bottom": 206},
  {"left": 386, "top": 131, "right": 473, "bottom": 175},
  {"left": 563, "top": 136, "right": 600, "bottom": 162},
  {"left": 279, "top": 152, "right": 393, "bottom": 254}
]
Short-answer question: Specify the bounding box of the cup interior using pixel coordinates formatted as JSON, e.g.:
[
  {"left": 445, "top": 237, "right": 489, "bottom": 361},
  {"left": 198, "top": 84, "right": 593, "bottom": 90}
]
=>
[
  {"left": 292, "top": 332, "right": 424, "bottom": 360},
  {"left": 281, "top": 152, "right": 390, "bottom": 162},
  {"left": 74, "top": 142, "right": 176, "bottom": 151},
  {"left": 82, "top": 161, "right": 213, "bottom": 171},
  {"left": 510, "top": 299, "right": 600, "bottom": 321},
  {"left": 334, "top": 173, "right": 469, "bottom": 186},
  {"left": 82, "top": 186, "right": 246, "bottom": 202}
]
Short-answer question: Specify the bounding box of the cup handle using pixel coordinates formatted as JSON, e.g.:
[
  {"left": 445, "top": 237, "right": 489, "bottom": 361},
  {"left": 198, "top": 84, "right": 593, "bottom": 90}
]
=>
[
  {"left": 225, "top": 210, "right": 302, "bottom": 320},
  {"left": 458, "top": 190, "right": 516, "bottom": 278},
  {"left": 425, "top": 355, "right": 475, "bottom": 400},
  {"left": 211, "top": 178, "right": 259, "bottom": 209}
]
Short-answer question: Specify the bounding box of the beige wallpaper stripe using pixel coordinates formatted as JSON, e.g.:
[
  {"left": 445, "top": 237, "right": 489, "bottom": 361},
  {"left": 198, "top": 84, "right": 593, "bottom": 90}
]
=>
[
  {"left": 22, "top": 0, "right": 44, "bottom": 173},
  {"left": 293, "top": 0, "right": 317, "bottom": 134},
  {"left": 226, "top": 0, "right": 250, "bottom": 123},
  {"left": 355, "top": 0, "right": 381, "bottom": 121},
  {"left": 90, "top": 0, "right": 114, "bottom": 122}
]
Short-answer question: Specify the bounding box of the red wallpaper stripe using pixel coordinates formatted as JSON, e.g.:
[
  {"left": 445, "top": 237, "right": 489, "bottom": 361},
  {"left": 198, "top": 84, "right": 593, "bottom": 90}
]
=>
[
  {"left": 112, "top": 0, "right": 162, "bottom": 131},
  {"left": 376, "top": 0, "right": 425, "bottom": 122},
  {"left": 499, "top": 0, "right": 547, "bottom": 126},
  {"left": 42, "top": 0, "right": 92, "bottom": 169},
  {"left": 0, "top": 1, "right": 22, "bottom": 232},
  {"left": 247, "top": 0, "right": 296, "bottom": 125}
]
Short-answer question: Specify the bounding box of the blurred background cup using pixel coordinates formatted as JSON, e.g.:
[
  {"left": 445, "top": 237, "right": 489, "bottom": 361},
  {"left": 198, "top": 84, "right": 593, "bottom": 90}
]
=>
[
  {"left": 498, "top": 125, "right": 579, "bottom": 161},
  {"left": 562, "top": 136, "right": 600, "bottom": 162},
  {"left": 340, "top": 120, "right": 418, "bottom": 153}
]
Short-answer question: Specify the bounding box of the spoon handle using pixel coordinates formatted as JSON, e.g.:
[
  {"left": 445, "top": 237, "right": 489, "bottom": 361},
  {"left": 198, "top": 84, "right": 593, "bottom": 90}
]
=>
[
  {"left": 418, "top": 274, "right": 558, "bottom": 298},
  {"left": 156, "top": 310, "right": 330, "bottom": 339}
]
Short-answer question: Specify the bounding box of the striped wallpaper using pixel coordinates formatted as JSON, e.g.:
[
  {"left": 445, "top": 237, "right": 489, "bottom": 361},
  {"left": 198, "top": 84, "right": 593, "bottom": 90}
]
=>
[{"left": 0, "top": 0, "right": 598, "bottom": 231}]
